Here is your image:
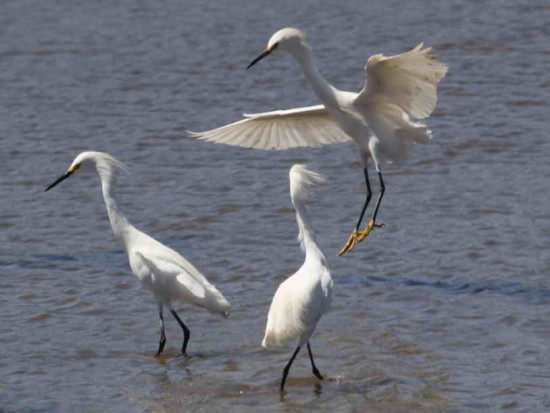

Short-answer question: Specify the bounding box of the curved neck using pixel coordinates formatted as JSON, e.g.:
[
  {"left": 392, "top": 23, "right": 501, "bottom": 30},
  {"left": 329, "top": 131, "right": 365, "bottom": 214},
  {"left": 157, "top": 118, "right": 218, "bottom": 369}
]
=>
[
  {"left": 98, "top": 167, "right": 132, "bottom": 249},
  {"left": 291, "top": 45, "right": 339, "bottom": 109},
  {"left": 293, "top": 199, "right": 325, "bottom": 264}
]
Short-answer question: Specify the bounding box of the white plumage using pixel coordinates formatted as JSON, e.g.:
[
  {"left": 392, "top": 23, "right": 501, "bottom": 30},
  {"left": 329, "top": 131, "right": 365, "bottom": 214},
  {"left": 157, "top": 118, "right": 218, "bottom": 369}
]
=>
[
  {"left": 188, "top": 28, "right": 448, "bottom": 254},
  {"left": 188, "top": 105, "right": 352, "bottom": 150},
  {"left": 262, "top": 165, "right": 333, "bottom": 390},
  {"left": 45, "top": 151, "right": 230, "bottom": 356}
]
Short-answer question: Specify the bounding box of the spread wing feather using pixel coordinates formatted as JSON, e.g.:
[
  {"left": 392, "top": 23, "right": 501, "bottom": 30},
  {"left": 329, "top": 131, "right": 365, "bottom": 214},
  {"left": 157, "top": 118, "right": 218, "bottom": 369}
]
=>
[
  {"left": 187, "top": 105, "right": 352, "bottom": 150},
  {"left": 356, "top": 43, "right": 448, "bottom": 119}
]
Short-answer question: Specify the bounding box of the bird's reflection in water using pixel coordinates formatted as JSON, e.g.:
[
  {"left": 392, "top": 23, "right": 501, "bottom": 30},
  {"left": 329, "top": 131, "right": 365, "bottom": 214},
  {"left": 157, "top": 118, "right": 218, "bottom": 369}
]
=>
[
  {"left": 279, "top": 381, "right": 324, "bottom": 402},
  {"left": 314, "top": 382, "right": 323, "bottom": 397}
]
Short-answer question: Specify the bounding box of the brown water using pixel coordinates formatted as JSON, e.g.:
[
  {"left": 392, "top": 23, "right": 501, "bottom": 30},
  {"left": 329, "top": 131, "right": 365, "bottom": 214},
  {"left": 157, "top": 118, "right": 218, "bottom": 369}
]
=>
[{"left": 2, "top": 0, "right": 550, "bottom": 412}]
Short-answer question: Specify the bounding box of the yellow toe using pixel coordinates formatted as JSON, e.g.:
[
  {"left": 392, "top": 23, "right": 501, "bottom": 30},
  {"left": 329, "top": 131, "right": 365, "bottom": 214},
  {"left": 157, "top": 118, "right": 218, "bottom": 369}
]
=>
[
  {"left": 338, "top": 230, "right": 358, "bottom": 256},
  {"left": 357, "top": 220, "right": 384, "bottom": 242}
]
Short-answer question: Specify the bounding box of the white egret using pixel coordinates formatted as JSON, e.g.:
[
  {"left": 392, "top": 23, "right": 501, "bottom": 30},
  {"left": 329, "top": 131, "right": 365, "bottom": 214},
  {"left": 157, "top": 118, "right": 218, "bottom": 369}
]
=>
[
  {"left": 262, "top": 165, "right": 333, "bottom": 391},
  {"left": 45, "top": 151, "right": 230, "bottom": 356},
  {"left": 188, "top": 28, "right": 448, "bottom": 255}
]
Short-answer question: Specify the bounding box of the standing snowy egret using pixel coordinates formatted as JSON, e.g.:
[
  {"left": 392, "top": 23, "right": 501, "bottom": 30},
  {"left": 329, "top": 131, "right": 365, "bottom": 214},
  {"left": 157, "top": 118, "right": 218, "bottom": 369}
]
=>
[
  {"left": 45, "top": 151, "right": 230, "bottom": 356},
  {"left": 188, "top": 28, "right": 448, "bottom": 255},
  {"left": 263, "top": 165, "right": 333, "bottom": 391}
]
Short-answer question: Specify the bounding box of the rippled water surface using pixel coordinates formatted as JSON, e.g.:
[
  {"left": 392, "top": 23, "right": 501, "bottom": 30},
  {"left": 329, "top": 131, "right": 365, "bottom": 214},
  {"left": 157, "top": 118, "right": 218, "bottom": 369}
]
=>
[{"left": 2, "top": 0, "right": 550, "bottom": 412}]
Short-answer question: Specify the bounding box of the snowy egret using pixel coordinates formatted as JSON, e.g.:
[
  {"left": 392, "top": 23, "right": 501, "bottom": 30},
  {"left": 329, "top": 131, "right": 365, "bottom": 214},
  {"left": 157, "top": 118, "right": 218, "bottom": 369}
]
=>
[
  {"left": 45, "top": 151, "right": 230, "bottom": 356},
  {"left": 262, "top": 165, "right": 333, "bottom": 391},
  {"left": 188, "top": 28, "right": 448, "bottom": 255}
]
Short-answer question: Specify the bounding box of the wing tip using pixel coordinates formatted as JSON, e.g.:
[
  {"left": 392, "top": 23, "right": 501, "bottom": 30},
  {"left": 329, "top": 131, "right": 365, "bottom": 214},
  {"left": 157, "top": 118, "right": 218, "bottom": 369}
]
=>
[
  {"left": 185, "top": 130, "right": 204, "bottom": 138},
  {"left": 367, "top": 53, "right": 385, "bottom": 67}
]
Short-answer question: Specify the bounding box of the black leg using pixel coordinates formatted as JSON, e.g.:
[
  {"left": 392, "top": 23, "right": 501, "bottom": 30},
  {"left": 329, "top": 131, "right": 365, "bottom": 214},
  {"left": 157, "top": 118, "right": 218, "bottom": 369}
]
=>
[
  {"left": 339, "top": 167, "right": 383, "bottom": 254},
  {"left": 280, "top": 346, "right": 301, "bottom": 391},
  {"left": 155, "top": 304, "right": 166, "bottom": 357},
  {"left": 170, "top": 308, "right": 191, "bottom": 356},
  {"left": 354, "top": 167, "right": 373, "bottom": 230},
  {"left": 307, "top": 342, "right": 323, "bottom": 380},
  {"left": 370, "top": 172, "right": 385, "bottom": 223}
]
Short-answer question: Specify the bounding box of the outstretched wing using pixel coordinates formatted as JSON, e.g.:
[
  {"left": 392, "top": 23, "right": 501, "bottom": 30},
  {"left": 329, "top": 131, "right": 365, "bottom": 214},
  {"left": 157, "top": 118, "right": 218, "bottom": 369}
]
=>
[
  {"left": 187, "top": 105, "right": 352, "bottom": 150},
  {"left": 356, "top": 44, "right": 448, "bottom": 119}
]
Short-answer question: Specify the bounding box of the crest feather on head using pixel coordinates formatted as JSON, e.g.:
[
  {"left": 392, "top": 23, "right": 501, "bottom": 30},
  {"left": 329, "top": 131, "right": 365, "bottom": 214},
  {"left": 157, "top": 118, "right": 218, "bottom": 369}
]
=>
[{"left": 289, "top": 164, "right": 325, "bottom": 202}]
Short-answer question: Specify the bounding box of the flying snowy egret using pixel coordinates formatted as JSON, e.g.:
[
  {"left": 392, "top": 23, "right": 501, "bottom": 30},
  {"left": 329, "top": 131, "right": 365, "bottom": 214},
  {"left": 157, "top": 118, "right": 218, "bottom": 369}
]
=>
[
  {"left": 45, "top": 151, "right": 230, "bottom": 356},
  {"left": 188, "top": 28, "right": 448, "bottom": 255},
  {"left": 262, "top": 165, "right": 333, "bottom": 391}
]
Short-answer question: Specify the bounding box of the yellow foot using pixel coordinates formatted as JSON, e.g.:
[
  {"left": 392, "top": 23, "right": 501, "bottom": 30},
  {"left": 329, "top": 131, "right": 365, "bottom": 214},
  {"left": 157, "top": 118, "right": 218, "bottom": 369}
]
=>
[
  {"left": 357, "top": 220, "right": 384, "bottom": 242},
  {"left": 338, "top": 229, "right": 359, "bottom": 256}
]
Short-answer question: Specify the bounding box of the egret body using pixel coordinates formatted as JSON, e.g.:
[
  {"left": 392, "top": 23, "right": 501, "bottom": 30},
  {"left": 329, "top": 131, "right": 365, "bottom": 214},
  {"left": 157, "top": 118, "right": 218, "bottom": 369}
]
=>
[
  {"left": 263, "top": 165, "right": 333, "bottom": 391},
  {"left": 45, "top": 151, "right": 230, "bottom": 356},
  {"left": 189, "top": 28, "right": 448, "bottom": 255}
]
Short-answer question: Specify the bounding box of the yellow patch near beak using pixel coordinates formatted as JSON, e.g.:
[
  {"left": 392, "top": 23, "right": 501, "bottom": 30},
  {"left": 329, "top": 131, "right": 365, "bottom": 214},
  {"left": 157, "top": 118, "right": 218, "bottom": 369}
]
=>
[{"left": 68, "top": 163, "right": 81, "bottom": 173}]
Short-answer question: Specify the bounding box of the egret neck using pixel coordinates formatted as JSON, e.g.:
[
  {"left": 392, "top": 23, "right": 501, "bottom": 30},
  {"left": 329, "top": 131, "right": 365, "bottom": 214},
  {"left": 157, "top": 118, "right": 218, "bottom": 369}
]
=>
[
  {"left": 292, "top": 197, "right": 325, "bottom": 266},
  {"left": 96, "top": 161, "right": 133, "bottom": 250},
  {"left": 291, "top": 45, "right": 339, "bottom": 110}
]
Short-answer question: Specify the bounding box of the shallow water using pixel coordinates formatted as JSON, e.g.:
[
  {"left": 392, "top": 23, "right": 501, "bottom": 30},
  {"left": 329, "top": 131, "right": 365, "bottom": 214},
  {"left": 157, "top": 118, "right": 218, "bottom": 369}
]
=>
[{"left": 1, "top": 0, "right": 550, "bottom": 412}]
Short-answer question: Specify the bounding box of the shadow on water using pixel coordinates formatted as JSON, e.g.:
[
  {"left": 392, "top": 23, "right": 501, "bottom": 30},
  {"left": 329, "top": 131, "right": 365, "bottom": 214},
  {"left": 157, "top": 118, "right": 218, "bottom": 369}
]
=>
[
  {"left": 126, "top": 333, "right": 451, "bottom": 413},
  {"left": 278, "top": 381, "right": 323, "bottom": 403},
  {"left": 132, "top": 372, "right": 450, "bottom": 413}
]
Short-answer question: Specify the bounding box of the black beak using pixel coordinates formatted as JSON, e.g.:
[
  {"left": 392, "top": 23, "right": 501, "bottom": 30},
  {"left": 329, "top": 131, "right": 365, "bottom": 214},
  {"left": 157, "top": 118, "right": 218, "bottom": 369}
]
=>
[
  {"left": 45, "top": 170, "right": 73, "bottom": 192},
  {"left": 247, "top": 49, "right": 272, "bottom": 70}
]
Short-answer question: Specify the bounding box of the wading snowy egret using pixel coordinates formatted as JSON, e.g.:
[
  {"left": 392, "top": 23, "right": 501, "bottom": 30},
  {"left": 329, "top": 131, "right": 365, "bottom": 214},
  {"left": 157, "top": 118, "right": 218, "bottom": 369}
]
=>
[
  {"left": 262, "top": 165, "right": 333, "bottom": 391},
  {"left": 188, "top": 28, "right": 448, "bottom": 255},
  {"left": 45, "top": 151, "right": 230, "bottom": 356}
]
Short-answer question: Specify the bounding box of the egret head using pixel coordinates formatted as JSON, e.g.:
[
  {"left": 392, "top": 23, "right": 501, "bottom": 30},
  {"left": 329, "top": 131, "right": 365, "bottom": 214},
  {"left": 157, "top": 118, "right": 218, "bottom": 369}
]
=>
[
  {"left": 289, "top": 164, "right": 325, "bottom": 203},
  {"left": 247, "top": 28, "right": 307, "bottom": 69},
  {"left": 45, "top": 151, "right": 125, "bottom": 191}
]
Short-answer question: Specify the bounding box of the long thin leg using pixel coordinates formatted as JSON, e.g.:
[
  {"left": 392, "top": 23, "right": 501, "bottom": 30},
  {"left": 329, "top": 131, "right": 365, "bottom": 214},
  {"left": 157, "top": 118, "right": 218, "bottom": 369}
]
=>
[
  {"left": 155, "top": 303, "right": 166, "bottom": 357},
  {"left": 307, "top": 342, "right": 323, "bottom": 380},
  {"left": 371, "top": 172, "right": 385, "bottom": 223},
  {"left": 339, "top": 167, "right": 373, "bottom": 255},
  {"left": 169, "top": 307, "right": 191, "bottom": 356},
  {"left": 357, "top": 171, "right": 386, "bottom": 243},
  {"left": 280, "top": 346, "right": 301, "bottom": 391},
  {"left": 355, "top": 167, "right": 373, "bottom": 230}
]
